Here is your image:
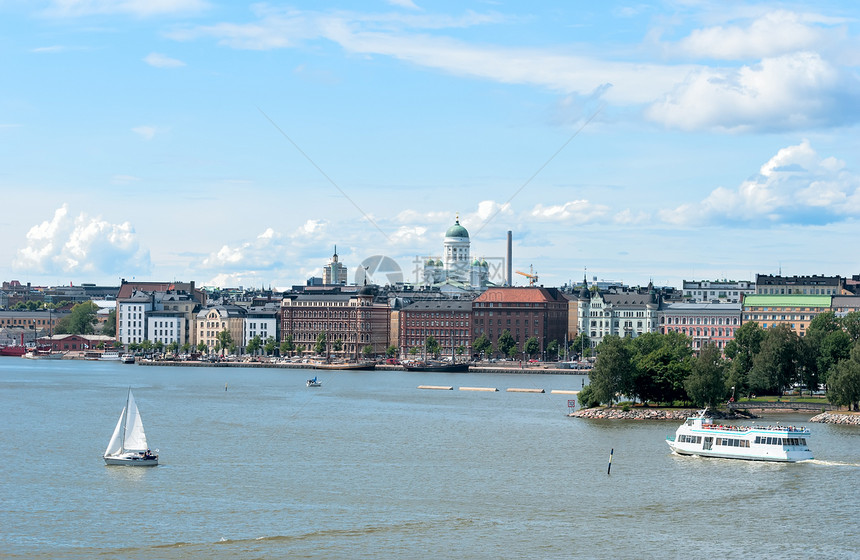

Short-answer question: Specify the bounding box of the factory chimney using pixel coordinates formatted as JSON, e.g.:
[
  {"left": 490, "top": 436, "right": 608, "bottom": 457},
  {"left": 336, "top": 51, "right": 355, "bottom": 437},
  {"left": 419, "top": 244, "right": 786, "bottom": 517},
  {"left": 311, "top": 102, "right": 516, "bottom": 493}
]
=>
[{"left": 506, "top": 230, "right": 513, "bottom": 287}]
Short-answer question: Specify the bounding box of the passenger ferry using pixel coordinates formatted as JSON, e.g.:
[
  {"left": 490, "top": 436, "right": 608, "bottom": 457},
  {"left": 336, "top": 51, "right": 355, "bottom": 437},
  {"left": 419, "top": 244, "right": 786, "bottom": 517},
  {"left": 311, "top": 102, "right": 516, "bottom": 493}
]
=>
[{"left": 667, "top": 409, "right": 813, "bottom": 462}]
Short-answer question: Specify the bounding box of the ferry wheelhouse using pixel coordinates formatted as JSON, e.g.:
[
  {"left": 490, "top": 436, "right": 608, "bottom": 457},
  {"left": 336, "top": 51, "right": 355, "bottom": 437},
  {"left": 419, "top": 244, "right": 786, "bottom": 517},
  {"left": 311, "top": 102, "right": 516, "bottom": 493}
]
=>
[{"left": 667, "top": 410, "right": 813, "bottom": 462}]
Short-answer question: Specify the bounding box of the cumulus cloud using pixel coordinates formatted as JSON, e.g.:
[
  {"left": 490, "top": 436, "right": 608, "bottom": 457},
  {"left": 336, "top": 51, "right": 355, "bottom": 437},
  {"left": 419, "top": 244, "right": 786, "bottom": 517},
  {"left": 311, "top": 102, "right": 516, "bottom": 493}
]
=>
[
  {"left": 529, "top": 200, "right": 609, "bottom": 222},
  {"left": 144, "top": 52, "right": 185, "bottom": 68},
  {"left": 660, "top": 140, "right": 860, "bottom": 226},
  {"left": 14, "top": 205, "right": 151, "bottom": 276},
  {"left": 43, "top": 0, "right": 209, "bottom": 18},
  {"left": 646, "top": 52, "right": 860, "bottom": 132},
  {"left": 675, "top": 10, "right": 845, "bottom": 60},
  {"left": 165, "top": 7, "right": 860, "bottom": 133}
]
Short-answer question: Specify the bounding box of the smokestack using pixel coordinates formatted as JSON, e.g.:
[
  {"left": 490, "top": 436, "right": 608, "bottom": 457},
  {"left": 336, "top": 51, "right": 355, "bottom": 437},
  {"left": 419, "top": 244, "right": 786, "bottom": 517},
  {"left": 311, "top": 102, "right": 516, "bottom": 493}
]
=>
[{"left": 506, "top": 230, "right": 513, "bottom": 287}]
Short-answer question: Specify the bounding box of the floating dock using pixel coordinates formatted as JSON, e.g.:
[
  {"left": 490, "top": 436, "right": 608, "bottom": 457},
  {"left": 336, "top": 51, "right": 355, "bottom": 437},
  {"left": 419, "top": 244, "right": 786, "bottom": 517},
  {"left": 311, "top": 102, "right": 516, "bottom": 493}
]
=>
[
  {"left": 550, "top": 390, "right": 580, "bottom": 395},
  {"left": 459, "top": 387, "right": 499, "bottom": 392},
  {"left": 506, "top": 388, "right": 545, "bottom": 393},
  {"left": 418, "top": 385, "right": 454, "bottom": 390}
]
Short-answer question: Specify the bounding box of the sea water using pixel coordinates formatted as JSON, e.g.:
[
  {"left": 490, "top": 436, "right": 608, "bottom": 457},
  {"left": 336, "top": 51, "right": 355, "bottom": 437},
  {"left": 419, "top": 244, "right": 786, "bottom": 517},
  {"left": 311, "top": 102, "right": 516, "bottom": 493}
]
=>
[{"left": 1, "top": 358, "right": 857, "bottom": 559}]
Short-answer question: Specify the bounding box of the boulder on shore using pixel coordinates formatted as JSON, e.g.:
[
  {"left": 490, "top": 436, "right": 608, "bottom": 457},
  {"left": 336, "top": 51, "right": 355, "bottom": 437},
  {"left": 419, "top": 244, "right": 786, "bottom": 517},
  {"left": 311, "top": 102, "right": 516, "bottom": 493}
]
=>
[
  {"left": 570, "top": 408, "right": 754, "bottom": 420},
  {"left": 809, "top": 412, "right": 860, "bottom": 425}
]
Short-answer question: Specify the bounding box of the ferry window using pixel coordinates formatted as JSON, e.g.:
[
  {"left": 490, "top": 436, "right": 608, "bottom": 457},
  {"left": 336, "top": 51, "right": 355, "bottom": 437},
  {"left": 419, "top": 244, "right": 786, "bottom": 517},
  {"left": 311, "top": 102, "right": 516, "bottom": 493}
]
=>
[{"left": 754, "top": 436, "right": 760, "bottom": 444}]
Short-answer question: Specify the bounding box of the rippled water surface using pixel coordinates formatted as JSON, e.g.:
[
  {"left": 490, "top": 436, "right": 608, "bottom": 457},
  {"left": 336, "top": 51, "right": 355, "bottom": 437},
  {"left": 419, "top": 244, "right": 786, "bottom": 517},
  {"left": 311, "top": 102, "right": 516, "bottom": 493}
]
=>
[{"left": 1, "top": 359, "right": 858, "bottom": 559}]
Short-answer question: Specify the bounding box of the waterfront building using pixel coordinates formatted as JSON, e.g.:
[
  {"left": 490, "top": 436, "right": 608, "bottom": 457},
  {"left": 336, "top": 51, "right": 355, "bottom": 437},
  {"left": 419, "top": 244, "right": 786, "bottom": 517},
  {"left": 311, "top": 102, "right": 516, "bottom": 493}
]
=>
[
  {"left": 658, "top": 302, "right": 742, "bottom": 351},
  {"left": 472, "top": 287, "right": 568, "bottom": 358},
  {"left": 280, "top": 285, "right": 390, "bottom": 358},
  {"left": 577, "top": 283, "right": 660, "bottom": 348},
  {"left": 754, "top": 274, "right": 844, "bottom": 295},
  {"left": 399, "top": 299, "right": 472, "bottom": 359},
  {"left": 118, "top": 290, "right": 201, "bottom": 347},
  {"left": 682, "top": 279, "right": 754, "bottom": 303},
  {"left": 38, "top": 333, "right": 115, "bottom": 352},
  {"left": 322, "top": 247, "right": 348, "bottom": 285},
  {"left": 116, "top": 280, "right": 205, "bottom": 347},
  {"left": 243, "top": 305, "right": 280, "bottom": 348},
  {"left": 830, "top": 295, "right": 860, "bottom": 317},
  {"left": 741, "top": 295, "right": 832, "bottom": 336},
  {"left": 195, "top": 304, "right": 247, "bottom": 353},
  {"left": 0, "top": 309, "right": 67, "bottom": 334}
]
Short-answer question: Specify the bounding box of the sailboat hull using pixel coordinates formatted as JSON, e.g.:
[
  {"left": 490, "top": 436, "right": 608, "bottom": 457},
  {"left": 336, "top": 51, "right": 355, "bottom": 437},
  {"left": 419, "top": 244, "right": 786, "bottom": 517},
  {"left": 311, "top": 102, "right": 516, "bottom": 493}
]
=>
[{"left": 104, "top": 453, "right": 158, "bottom": 466}]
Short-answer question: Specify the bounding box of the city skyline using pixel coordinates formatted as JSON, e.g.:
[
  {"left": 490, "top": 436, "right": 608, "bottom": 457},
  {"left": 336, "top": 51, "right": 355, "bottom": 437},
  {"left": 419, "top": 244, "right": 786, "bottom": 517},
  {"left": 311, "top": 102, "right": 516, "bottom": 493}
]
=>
[{"left": 2, "top": 1, "right": 860, "bottom": 289}]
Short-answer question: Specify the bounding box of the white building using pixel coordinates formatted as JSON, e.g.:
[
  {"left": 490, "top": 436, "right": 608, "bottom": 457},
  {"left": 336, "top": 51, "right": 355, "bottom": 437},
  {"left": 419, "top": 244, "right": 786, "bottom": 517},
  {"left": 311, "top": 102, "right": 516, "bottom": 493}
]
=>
[
  {"left": 682, "top": 280, "right": 754, "bottom": 303},
  {"left": 243, "top": 306, "right": 279, "bottom": 348},
  {"left": 577, "top": 283, "right": 660, "bottom": 348},
  {"left": 118, "top": 292, "right": 154, "bottom": 345},
  {"left": 322, "top": 247, "right": 348, "bottom": 285},
  {"left": 422, "top": 215, "right": 492, "bottom": 290}
]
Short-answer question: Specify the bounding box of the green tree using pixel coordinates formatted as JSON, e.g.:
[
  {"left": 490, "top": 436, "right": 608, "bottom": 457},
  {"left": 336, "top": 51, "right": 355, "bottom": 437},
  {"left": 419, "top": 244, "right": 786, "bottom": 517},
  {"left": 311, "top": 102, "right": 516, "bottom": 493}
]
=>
[
  {"left": 103, "top": 309, "right": 116, "bottom": 337},
  {"left": 827, "top": 343, "right": 860, "bottom": 410},
  {"left": 685, "top": 342, "right": 727, "bottom": 407},
  {"left": 724, "top": 321, "right": 764, "bottom": 397},
  {"left": 630, "top": 331, "right": 693, "bottom": 405},
  {"left": 55, "top": 301, "right": 99, "bottom": 335},
  {"left": 425, "top": 336, "right": 440, "bottom": 358},
  {"left": 246, "top": 335, "right": 263, "bottom": 356},
  {"left": 546, "top": 340, "right": 559, "bottom": 360},
  {"left": 216, "top": 330, "right": 233, "bottom": 356},
  {"left": 473, "top": 333, "right": 492, "bottom": 357},
  {"left": 408, "top": 347, "right": 419, "bottom": 358},
  {"left": 386, "top": 345, "right": 397, "bottom": 358},
  {"left": 197, "top": 342, "right": 208, "bottom": 354},
  {"left": 280, "top": 335, "right": 295, "bottom": 357},
  {"left": 154, "top": 340, "right": 164, "bottom": 353},
  {"left": 749, "top": 324, "right": 801, "bottom": 395},
  {"left": 333, "top": 338, "right": 343, "bottom": 352},
  {"left": 140, "top": 339, "right": 153, "bottom": 353},
  {"left": 167, "top": 341, "right": 179, "bottom": 354},
  {"left": 497, "top": 329, "right": 516, "bottom": 358},
  {"left": 456, "top": 345, "right": 465, "bottom": 357},
  {"left": 362, "top": 345, "right": 374, "bottom": 358},
  {"left": 314, "top": 332, "right": 327, "bottom": 355},
  {"left": 841, "top": 311, "right": 860, "bottom": 343},
  {"left": 571, "top": 333, "right": 592, "bottom": 358},
  {"left": 264, "top": 336, "right": 277, "bottom": 355},
  {"left": 588, "top": 335, "right": 635, "bottom": 405},
  {"left": 524, "top": 336, "right": 539, "bottom": 358}
]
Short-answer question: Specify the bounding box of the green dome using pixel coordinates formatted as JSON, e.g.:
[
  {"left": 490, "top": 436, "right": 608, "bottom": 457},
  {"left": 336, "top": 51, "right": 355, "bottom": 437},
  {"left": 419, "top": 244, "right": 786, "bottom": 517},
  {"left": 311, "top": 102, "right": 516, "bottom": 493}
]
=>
[{"left": 445, "top": 218, "right": 469, "bottom": 239}]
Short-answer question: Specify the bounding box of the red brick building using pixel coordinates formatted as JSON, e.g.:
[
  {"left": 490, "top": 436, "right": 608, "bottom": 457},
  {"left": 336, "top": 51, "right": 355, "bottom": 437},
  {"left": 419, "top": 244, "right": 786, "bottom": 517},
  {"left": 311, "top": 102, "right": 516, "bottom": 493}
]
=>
[
  {"left": 472, "top": 287, "right": 568, "bottom": 359},
  {"left": 399, "top": 299, "right": 472, "bottom": 359}
]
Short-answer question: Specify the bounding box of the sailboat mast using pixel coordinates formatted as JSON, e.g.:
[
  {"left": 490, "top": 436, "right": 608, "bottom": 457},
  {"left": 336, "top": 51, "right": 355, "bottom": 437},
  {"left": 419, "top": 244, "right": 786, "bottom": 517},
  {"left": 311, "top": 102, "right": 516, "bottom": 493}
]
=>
[{"left": 120, "top": 387, "right": 130, "bottom": 453}]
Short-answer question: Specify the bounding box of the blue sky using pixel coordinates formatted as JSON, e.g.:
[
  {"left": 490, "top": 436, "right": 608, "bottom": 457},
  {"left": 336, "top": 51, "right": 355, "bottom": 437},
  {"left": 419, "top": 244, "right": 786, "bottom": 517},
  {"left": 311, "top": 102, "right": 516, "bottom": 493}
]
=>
[{"left": 2, "top": 0, "right": 860, "bottom": 290}]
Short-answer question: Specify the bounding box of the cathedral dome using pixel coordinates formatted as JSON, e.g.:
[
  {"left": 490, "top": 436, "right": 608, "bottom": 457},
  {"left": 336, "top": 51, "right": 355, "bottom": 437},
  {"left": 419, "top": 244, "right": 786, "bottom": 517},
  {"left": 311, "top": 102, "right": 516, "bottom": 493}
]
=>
[{"left": 445, "top": 218, "right": 469, "bottom": 239}]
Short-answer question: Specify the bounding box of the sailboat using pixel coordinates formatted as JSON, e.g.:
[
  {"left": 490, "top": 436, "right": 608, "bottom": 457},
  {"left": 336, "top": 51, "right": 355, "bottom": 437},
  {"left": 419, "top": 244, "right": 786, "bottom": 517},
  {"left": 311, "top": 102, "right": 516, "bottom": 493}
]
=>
[{"left": 103, "top": 389, "right": 158, "bottom": 466}]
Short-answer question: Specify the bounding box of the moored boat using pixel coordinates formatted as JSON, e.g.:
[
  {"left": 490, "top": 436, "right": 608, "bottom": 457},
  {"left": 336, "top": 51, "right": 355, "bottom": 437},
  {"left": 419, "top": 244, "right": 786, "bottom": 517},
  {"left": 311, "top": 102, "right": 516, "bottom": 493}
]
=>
[
  {"left": 100, "top": 350, "right": 122, "bottom": 361},
  {"left": 23, "top": 347, "right": 66, "bottom": 360},
  {"left": 314, "top": 361, "right": 376, "bottom": 371},
  {"left": 306, "top": 376, "right": 321, "bottom": 387},
  {"left": 667, "top": 409, "right": 813, "bottom": 462},
  {"left": 121, "top": 354, "right": 135, "bottom": 364},
  {"left": 403, "top": 360, "right": 471, "bottom": 373},
  {"left": 0, "top": 345, "right": 28, "bottom": 357}
]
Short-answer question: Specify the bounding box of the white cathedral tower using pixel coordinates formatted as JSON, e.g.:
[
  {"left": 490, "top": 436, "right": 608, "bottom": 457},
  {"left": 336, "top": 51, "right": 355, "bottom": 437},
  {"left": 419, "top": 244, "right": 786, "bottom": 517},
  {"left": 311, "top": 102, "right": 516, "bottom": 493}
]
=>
[{"left": 443, "top": 214, "right": 470, "bottom": 282}]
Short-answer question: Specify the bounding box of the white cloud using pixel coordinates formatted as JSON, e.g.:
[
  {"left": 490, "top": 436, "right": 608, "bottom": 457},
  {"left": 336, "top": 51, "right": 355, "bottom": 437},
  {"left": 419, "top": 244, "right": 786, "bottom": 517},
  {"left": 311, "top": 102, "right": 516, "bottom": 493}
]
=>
[
  {"left": 43, "top": 0, "right": 209, "bottom": 18},
  {"left": 645, "top": 52, "right": 860, "bottom": 132},
  {"left": 660, "top": 140, "right": 860, "bottom": 226},
  {"left": 675, "top": 10, "right": 844, "bottom": 60},
  {"left": 144, "top": 52, "right": 185, "bottom": 68},
  {"left": 132, "top": 125, "right": 157, "bottom": 140},
  {"left": 529, "top": 200, "right": 609, "bottom": 222},
  {"left": 613, "top": 209, "right": 650, "bottom": 225},
  {"left": 166, "top": 7, "right": 860, "bottom": 133},
  {"left": 13, "top": 205, "right": 150, "bottom": 277},
  {"left": 387, "top": 0, "right": 420, "bottom": 9}
]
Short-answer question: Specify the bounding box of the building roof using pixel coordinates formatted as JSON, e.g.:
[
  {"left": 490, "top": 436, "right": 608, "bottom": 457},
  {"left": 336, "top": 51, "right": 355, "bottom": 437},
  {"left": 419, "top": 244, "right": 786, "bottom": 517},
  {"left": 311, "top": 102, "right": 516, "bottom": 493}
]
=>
[
  {"left": 661, "top": 302, "right": 742, "bottom": 312},
  {"left": 474, "top": 287, "right": 564, "bottom": 304},
  {"left": 445, "top": 218, "right": 469, "bottom": 239},
  {"left": 742, "top": 295, "right": 831, "bottom": 308},
  {"left": 402, "top": 300, "right": 472, "bottom": 312}
]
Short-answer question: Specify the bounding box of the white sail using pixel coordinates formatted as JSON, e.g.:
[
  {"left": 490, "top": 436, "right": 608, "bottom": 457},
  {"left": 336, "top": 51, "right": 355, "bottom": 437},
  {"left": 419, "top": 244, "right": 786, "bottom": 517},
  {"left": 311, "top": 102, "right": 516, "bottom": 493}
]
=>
[
  {"left": 123, "top": 391, "right": 149, "bottom": 453},
  {"left": 104, "top": 407, "right": 125, "bottom": 457}
]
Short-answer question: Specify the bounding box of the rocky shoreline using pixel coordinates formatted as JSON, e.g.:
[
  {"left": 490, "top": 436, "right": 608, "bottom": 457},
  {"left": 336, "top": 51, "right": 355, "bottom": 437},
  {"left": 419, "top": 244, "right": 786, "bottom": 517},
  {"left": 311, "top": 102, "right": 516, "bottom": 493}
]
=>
[
  {"left": 570, "top": 407, "right": 755, "bottom": 420},
  {"left": 809, "top": 412, "right": 860, "bottom": 425}
]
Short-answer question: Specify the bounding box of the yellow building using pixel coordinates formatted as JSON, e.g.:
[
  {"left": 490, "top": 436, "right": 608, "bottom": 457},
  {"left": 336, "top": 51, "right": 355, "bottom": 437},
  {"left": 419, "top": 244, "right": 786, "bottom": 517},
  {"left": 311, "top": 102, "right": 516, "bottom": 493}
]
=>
[{"left": 741, "top": 295, "right": 831, "bottom": 336}]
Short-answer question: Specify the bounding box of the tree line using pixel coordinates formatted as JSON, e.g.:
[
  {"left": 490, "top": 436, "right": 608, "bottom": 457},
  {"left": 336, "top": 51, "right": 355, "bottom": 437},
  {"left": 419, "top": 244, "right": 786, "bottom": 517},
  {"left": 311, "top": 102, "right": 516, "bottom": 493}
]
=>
[{"left": 579, "top": 311, "right": 860, "bottom": 411}]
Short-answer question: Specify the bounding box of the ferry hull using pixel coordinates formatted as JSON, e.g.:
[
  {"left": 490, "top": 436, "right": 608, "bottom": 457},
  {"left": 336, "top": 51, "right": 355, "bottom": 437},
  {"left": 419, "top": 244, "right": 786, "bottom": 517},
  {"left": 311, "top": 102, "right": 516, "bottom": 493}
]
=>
[{"left": 667, "top": 441, "right": 812, "bottom": 462}]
